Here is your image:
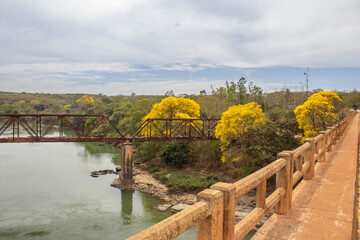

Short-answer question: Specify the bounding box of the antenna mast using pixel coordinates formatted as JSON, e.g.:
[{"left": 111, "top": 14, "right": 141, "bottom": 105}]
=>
[{"left": 304, "top": 67, "right": 310, "bottom": 92}]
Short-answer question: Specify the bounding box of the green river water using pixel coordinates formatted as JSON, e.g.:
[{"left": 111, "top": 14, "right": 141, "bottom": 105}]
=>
[{"left": 0, "top": 141, "right": 197, "bottom": 240}]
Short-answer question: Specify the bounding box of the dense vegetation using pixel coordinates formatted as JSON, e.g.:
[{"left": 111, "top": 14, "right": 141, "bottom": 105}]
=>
[{"left": 0, "top": 82, "right": 358, "bottom": 191}]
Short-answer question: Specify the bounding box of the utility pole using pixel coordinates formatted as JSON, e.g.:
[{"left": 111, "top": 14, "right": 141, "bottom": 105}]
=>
[{"left": 304, "top": 67, "right": 310, "bottom": 93}]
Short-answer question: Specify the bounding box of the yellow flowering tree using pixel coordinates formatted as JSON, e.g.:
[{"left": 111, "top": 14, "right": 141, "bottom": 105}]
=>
[
  {"left": 215, "top": 102, "right": 266, "bottom": 163},
  {"left": 294, "top": 91, "right": 343, "bottom": 140},
  {"left": 142, "top": 96, "right": 200, "bottom": 136},
  {"left": 144, "top": 96, "right": 200, "bottom": 119},
  {"left": 76, "top": 95, "right": 95, "bottom": 104},
  {"left": 63, "top": 104, "right": 72, "bottom": 113},
  {"left": 75, "top": 95, "right": 97, "bottom": 114}
]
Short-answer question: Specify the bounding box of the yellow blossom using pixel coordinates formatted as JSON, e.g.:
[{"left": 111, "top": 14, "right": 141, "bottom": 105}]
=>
[
  {"left": 294, "top": 91, "right": 342, "bottom": 142},
  {"left": 142, "top": 97, "right": 200, "bottom": 136},
  {"left": 215, "top": 102, "right": 266, "bottom": 162},
  {"left": 76, "top": 95, "right": 95, "bottom": 104}
]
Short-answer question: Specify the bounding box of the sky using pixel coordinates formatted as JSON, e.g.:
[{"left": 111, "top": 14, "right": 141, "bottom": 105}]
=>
[{"left": 0, "top": 0, "right": 359, "bottom": 96}]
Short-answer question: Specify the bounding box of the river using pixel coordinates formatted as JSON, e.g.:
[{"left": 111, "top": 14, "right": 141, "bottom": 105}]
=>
[{"left": 0, "top": 141, "right": 196, "bottom": 239}]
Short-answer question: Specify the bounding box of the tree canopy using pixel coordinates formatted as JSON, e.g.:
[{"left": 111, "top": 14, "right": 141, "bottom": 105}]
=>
[
  {"left": 215, "top": 102, "right": 266, "bottom": 163},
  {"left": 294, "top": 91, "right": 342, "bottom": 139},
  {"left": 143, "top": 96, "right": 200, "bottom": 119},
  {"left": 76, "top": 95, "right": 95, "bottom": 104}
]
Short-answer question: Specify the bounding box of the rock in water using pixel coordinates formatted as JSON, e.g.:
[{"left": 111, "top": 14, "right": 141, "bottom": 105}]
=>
[
  {"left": 154, "top": 204, "right": 171, "bottom": 211},
  {"left": 171, "top": 204, "right": 190, "bottom": 213},
  {"left": 90, "top": 169, "right": 116, "bottom": 177}
]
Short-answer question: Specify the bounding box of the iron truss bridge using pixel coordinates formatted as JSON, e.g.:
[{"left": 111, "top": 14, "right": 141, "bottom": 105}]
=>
[{"left": 0, "top": 114, "right": 220, "bottom": 143}]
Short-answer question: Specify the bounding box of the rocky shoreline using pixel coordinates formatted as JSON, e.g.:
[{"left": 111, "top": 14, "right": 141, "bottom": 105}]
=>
[
  {"left": 94, "top": 166, "right": 272, "bottom": 230},
  {"left": 111, "top": 166, "right": 198, "bottom": 212}
]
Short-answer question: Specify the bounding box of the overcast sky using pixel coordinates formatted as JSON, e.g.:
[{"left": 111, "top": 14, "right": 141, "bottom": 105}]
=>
[{"left": 0, "top": 0, "right": 359, "bottom": 95}]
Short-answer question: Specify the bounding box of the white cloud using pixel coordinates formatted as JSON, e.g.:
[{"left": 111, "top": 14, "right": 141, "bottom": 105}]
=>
[
  {"left": 1, "top": 0, "right": 359, "bottom": 67},
  {"left": 0, "top": 0, "right": 359, "bottom": 94}
]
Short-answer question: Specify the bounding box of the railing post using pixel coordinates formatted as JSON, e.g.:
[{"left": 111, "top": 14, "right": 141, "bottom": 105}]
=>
[
  {"left": 120, "top": 141, "right": 135, "bottom": 185},
  {"left": 276, "top": 151, "right": 293, "bottom": 215},
  {"left": 211, "top": 182, "right": 236, "bottom": 240},
  {"left": 332, "top": 126, "right": 337, "bottom": 145},
  {"left": 197, "top": 189, "right": 224, "bottom": 240},
  {"left": 327, "top": 127, "right": 333, "bottom": 151},
  {"left": 304, "top": 138, "right": 315, "bottom": 179},
  {"left": 319, "top": 131, "right": 326, "bottom": 162},
  {"left": 335, "top": 124, "right": 340, "bottom": 142}
]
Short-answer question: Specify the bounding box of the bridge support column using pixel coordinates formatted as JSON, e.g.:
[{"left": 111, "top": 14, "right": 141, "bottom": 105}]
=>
[{"left": 120, "top": 142, "right": 134, "bottom": 185}]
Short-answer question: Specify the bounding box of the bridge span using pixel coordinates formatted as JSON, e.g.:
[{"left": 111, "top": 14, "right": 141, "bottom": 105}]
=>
[{"left": 0, "top": 114, "right": 219, "bottom": 143}]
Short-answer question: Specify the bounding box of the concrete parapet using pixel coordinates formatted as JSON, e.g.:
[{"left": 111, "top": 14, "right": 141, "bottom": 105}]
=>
[
  {"left": 127, "top": 189, "right": 223, "bottom": 240},
  {"left": 127, "top": 201, "right": 211, "bottom": 240},
  {"left": 234, "top": 158, "right": 286, "bottom": 199}
]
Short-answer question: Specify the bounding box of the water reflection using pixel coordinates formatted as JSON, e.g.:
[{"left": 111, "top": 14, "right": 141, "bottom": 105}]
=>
[
  {"left": 121, "top": 190, "right": 133, "bottom": 225},
  {"left": 76, "top": 142, "right": 122, "bottom": 165},
  {"left": 0, "top": 141, "right": 179, "bottom": 240}
]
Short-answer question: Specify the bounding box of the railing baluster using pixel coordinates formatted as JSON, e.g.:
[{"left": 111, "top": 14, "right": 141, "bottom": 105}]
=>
[{"left": 257, "top": 180, "right": 266, "bottom": 209}]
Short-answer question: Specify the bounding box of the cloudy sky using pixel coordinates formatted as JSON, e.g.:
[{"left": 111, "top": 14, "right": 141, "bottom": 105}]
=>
[{"left": 0, "top": 0, "right": 359, "bottom": 95}]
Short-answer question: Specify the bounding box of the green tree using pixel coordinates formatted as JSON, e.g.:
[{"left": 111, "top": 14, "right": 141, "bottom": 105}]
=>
[
  {"left": 244, "top": 119, "right": 300, "bottom": 174},
  {"left": 224, "top": 78, "right": 247, "bottom": 105},
  {"left": 248, "top": 81, "right": 264, "bottom": 105}
]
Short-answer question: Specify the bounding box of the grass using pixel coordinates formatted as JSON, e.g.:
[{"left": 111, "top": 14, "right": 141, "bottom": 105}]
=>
[{"left": 151, "top": 168, "right": 221, "bottom": 191}]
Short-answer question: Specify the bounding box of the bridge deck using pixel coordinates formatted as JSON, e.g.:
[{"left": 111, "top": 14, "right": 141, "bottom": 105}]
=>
[{"left": 253, "top": 113, "right": 359, "bottom": 240}]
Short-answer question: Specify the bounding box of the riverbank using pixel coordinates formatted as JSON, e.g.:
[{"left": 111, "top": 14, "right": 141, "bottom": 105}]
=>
[
  {"left": 111, "top": 166, "right": 197, "bottom": 211},
  {"left": 109, "top": 165, "right": 272, "bottom": 230}
]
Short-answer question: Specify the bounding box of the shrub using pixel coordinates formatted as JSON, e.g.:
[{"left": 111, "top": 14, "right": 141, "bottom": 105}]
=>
[
  {"left": 165, "top": 172, "right": 220, "bottom": 190},
  {"left": 158, "top": 142, "right": 190, "bottom": 168},
  {"left": 133, "top": 142, "right": 164, "bottom": 162}
]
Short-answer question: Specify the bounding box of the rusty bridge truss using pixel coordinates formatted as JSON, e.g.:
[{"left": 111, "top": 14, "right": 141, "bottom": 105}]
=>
[{"left": 0, "top": 114, "right": 220, "bottom": 143}]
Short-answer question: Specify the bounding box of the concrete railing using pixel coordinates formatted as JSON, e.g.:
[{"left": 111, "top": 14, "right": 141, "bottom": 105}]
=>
[
  {"left": 210, "top": 158, "right": 287, "bottom": 239},
  {"left": 128, "top": 189, "right": 224, "bottom": 240},
  {"left": 127, "top": 112, "right": 356, "bottom": 240}
]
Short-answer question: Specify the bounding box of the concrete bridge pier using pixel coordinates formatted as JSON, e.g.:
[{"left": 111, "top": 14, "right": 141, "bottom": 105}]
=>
[{"left": 120, "top": 142, "right": 135, "bottom": 185}]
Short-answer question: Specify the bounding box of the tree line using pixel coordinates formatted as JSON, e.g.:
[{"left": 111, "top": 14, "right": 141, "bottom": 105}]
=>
[{"left": 0, "top": 81, "right": 358, "bottom": 186}]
